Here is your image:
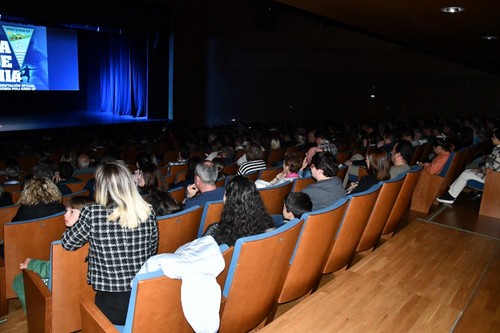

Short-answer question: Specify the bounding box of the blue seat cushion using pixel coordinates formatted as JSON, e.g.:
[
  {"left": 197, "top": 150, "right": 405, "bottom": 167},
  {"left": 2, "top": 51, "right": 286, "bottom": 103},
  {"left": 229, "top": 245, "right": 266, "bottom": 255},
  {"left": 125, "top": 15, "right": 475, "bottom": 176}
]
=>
[{"left": 467, "top": 179, "right": 484, "bottom": 191}]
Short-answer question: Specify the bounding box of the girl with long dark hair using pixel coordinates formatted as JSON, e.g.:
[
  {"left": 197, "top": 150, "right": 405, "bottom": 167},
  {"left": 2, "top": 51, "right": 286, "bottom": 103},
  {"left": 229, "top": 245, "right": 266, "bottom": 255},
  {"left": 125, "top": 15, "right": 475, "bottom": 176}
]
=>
[{"left": 204, "top": 175, "right": 274, "bottom": 246}]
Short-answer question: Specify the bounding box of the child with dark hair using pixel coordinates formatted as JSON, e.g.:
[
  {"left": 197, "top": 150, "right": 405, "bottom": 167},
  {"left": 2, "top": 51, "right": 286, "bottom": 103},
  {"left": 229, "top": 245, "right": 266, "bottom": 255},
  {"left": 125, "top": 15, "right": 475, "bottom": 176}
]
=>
[{"left": 283, "top": 192, "right": 313, "bottom": 221}]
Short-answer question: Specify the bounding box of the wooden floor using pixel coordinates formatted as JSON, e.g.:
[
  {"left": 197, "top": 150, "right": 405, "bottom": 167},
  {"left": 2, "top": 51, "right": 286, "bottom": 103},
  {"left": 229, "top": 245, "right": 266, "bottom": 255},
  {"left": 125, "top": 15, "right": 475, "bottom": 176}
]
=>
[
  {"left": 262, "top": 194, "right": 500, "bottom": 332},
  {"left": 1, "top": 194, "right": 499, "bottom": 332}
]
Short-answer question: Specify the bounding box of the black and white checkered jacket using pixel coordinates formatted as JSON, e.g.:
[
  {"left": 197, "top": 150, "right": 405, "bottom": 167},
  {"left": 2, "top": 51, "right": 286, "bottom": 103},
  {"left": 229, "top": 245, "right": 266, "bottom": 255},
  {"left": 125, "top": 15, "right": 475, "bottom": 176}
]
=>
[{"left": 62, "top": 203, "right": 158, "bottom": 292}]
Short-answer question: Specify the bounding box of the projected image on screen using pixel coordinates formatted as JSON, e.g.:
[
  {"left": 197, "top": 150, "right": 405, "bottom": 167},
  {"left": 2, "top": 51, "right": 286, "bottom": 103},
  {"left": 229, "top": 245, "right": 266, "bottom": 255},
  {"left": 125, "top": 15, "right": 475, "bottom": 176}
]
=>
[{"left": 0, "top": 20, "right": 79, "bottom": 91}]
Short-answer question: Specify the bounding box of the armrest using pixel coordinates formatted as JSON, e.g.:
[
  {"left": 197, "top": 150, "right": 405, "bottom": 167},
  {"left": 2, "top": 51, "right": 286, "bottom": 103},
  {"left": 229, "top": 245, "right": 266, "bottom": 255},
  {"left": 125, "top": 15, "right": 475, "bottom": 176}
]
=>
[
  {"left": 0, "top": 263, "right": 7, "bottom": 317},
  {"left": 80, "top": 293, "right": 119, "bottom": 333},
  {"left": 23, "top": 269, "right": 52, "bottom": 333},
  {"left": 217, "top": 246, "right": 234, "bottom": 290}
]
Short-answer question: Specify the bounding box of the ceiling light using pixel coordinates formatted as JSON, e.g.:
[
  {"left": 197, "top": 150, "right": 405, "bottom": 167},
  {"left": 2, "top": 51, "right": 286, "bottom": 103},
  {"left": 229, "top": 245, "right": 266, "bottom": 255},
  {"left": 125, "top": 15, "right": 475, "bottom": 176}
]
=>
[
  {"left": 440, "top": 7, "right": 465, "bottom": 13},
  {"left": 481, "top": 36, "right": 498, "bottom": 41}
]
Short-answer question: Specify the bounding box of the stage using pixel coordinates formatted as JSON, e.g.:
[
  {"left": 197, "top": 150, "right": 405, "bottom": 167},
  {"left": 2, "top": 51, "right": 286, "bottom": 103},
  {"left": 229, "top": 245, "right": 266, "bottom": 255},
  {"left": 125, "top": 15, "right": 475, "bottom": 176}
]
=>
[{"left": 0, "top": 110, "right": 167, "bottom": 133}]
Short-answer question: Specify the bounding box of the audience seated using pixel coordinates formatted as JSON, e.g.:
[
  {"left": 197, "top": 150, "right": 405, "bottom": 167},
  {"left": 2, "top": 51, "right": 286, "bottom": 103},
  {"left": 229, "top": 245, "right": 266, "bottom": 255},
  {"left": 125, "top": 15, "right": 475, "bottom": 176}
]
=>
[
  {"left": 205, "top": 138, "right": 223, "bottom": 161},
  {"left": 301, "top": 151, "right": 346, "bottom": 211},
  {"left": 184, "top": 161, "right": 225, "bottom": 209},
  {"left": 166, "top": 144, "right": 190, "bottom": 171},
  {"left": 203, "top": 175, "right": 274, "bottom": 246},
  {"left": 272, "top": 191, "right": 313, "bottom": 228},
  {"left": 437, "top": 127, "right": 500, "bottom": 204},
  {"left": 33, "top": 164, "right": 71, "bottom": 195},
  {"left": 0, "top": 115, "right": 496, "bottom": 221},
  {"left": 237, "top": 142, "right": 267, "bottom": 175},
  {"left": 4, "top": 164, "right": 22, "bottom": 185},
  {"left": 255, "top": 151, "right": 302, "bottom": 188},
  {"left": 390, "top": 140, "right": 413, "bottom": 179},
  {"left": 212, "top": 157, "right": 226, "bottom": 179},
  {"left": 135, "top": 163, "right": 162, "bottom": 196},
  {"left": 56, "top": 161, "right": 81, "bottom": 185},
  {"left": 12, "top": 177, "right": 65, "bottom": 222},
  {"left": 61, "top": 161, "right": 158, "bottom": 325},
  {"left": 144, "top": 190, "right": 183, "bottom": 216},
  {"left": 347, "top": 147, "right": 390, "bottom": 195},
  {"left": 314, "top": 128, "right": 338, "bottom": 157},
  {"left": 417, "top": 138, "right": 451, "bottom": 175},
  {"left": 12, "top": 195, "right": 94, "bottom": 312},
  {"left": 132, "top": 152, "right": 164, "bottom": 192},
  {"left": 60, "top": 150, "right": 78, "bottom": 169},
  {"left": 298, "top": 146, "right": 323, "bottom": 179},
  {"left": 82, "top": 155, "right": 117, "bottom": 199},
  {"left": 173, "top": 156, "right": 203, "bottom": 189},
  {"left": 73, "top": 153, "right": 96, "bottom": 175},
  {"left": 0, "top": 184, "right": 14, "bottom": 207},
  {"left": 219, "top": 145, "right": 236, "bottom": 165},
  {"left": 377, "top": 130, "right": 396, "bottom": 155}
]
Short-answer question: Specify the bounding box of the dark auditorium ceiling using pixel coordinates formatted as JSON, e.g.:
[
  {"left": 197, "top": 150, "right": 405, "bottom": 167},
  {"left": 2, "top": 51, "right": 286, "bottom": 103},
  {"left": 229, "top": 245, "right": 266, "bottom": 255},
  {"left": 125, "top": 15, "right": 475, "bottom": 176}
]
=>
[
  {"left": 3, "top": 0, "right": 500, "bottom": 76},
  {"left": 273, "top": 0, "right": 500, "bottom": 76}
]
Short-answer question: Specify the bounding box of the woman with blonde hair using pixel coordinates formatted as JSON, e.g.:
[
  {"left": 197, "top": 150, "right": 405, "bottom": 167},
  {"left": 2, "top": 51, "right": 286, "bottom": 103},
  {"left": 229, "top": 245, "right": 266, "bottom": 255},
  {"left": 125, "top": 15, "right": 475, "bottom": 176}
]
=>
[
  {"left": 62, "top": 161, "right": 158, "bottom": 325},
  {"left": 12, "top": 178, "right": 65, "bottom": 221}
]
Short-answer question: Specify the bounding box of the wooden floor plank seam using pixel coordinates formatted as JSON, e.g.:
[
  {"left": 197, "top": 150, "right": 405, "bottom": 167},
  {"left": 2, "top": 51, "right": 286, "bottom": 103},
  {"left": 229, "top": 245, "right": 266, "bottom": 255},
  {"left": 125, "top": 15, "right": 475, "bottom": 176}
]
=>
[
  {"left": 450, "top": 244, "right": 500, "bottom": 332},
  {"left": 415, "top": 216, "right": 500, "bottom": 241}
]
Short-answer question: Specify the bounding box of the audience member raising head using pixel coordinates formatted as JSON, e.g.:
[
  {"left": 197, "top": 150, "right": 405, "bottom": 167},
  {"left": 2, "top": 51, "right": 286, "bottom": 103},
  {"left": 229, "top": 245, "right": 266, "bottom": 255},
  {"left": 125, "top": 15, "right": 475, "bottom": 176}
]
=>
[
  {"left": 61, "top": 161, "right": 158, "bottom": 325},
  {"left": 203, "top": 175, "right": 274, "bottom": 246}
]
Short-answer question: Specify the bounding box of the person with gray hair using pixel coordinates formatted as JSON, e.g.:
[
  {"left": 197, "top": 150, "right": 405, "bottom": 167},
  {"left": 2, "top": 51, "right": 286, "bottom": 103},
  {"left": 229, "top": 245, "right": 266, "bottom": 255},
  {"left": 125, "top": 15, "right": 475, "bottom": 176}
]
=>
[
  {"left": 74, "top": 153, "right": 96, "bottom": 175},
  {"left": 184, "top": 161, "right": 225, "bottom": 210}
]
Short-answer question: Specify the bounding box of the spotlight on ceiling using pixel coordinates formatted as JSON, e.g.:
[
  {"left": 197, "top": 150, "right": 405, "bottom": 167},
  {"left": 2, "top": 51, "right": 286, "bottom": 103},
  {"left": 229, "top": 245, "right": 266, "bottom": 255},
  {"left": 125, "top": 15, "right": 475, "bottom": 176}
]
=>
[
  {"left": 481, "top": 36, "right": 498, "bottom": 41},
  {"left": 440, "top": 7, "right": 465, "bottom": 13}
]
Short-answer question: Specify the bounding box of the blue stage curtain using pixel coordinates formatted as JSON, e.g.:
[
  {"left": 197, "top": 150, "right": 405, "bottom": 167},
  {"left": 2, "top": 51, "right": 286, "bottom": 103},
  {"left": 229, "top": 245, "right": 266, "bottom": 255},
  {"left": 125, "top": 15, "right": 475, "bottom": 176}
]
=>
[{"left": 99, "top": 33, "right": 147, "bottom": 117}]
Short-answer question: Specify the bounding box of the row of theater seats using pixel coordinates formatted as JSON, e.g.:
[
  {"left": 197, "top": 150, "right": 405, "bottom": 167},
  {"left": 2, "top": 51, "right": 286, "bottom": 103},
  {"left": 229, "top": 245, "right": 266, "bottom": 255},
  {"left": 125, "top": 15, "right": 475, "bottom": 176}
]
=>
[
  {"left": 8, "top": 138, "right": 498, "bottom": 332},
  {"left": 410, "top": 139, "right": 499, "bottom": 218},
  {"left": 1, "top": 162, "right": 423, "bottom": 332}
]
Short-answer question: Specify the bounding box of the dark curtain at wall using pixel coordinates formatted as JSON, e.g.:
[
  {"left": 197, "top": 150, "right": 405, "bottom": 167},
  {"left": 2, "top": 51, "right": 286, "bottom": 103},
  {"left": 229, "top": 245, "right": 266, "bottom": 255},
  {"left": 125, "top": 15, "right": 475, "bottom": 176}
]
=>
[{"left": 99, "top": 33, "right": 148, "bottom": 117}]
